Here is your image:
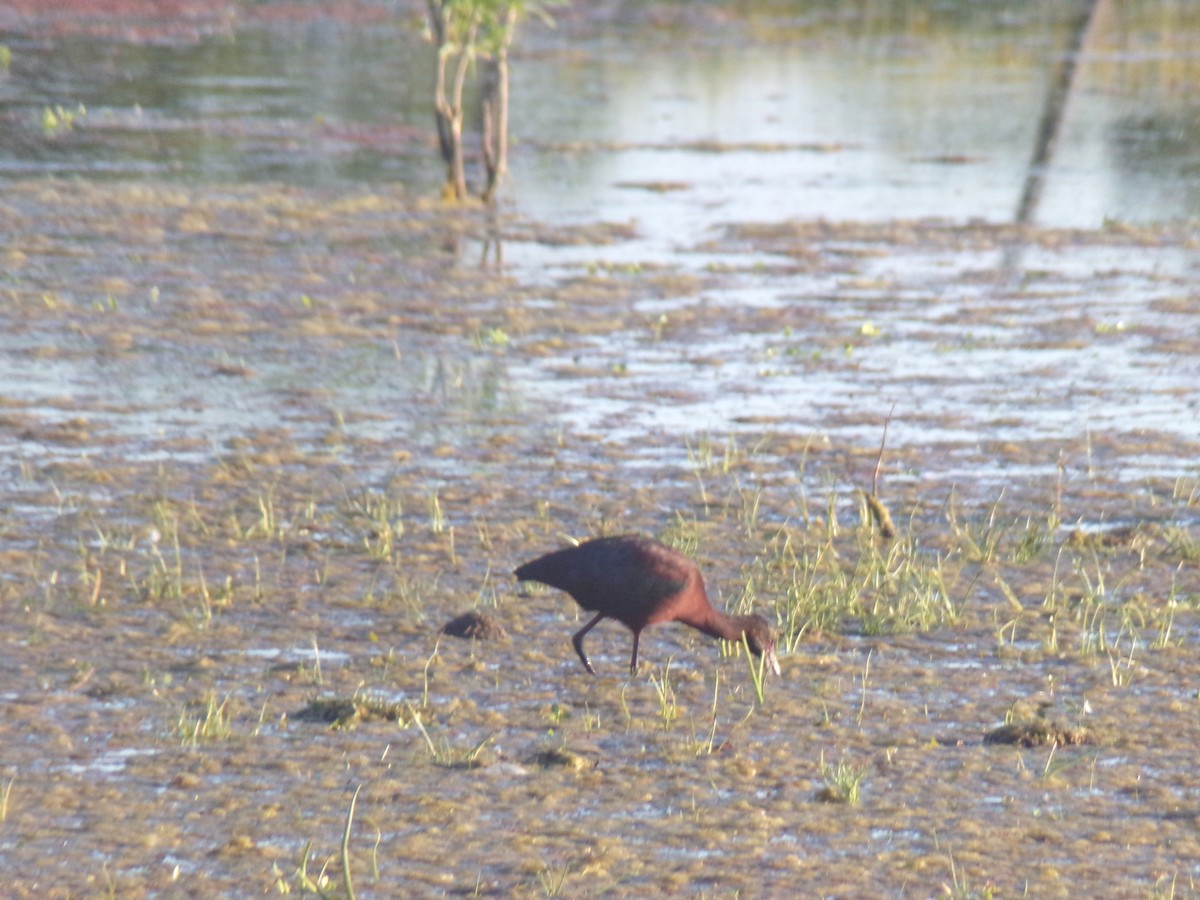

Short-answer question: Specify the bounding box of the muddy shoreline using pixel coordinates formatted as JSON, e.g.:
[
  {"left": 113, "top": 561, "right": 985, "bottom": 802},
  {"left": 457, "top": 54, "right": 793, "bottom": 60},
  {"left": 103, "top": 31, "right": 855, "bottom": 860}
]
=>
[{"left": 0, "top": 178, "right": 1198, "bottom": 896}]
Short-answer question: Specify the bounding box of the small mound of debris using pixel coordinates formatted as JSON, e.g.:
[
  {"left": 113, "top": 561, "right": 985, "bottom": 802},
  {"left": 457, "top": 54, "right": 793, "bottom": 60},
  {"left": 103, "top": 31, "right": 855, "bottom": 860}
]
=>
[
  {"left": 293, "top": 695, "right": 408, "bottom": 730},
  {"left": 1067, "top": 523, "right": 1160, "bottom": 554},
  {"left": 441, "top": 610, "right": 507, "bottom": 640},
  {"left": 983, "top": 721, "right": 1092, "bottom": 747},
  {"left": 533, "top": 748, "right": 597, "bottom": 771}
]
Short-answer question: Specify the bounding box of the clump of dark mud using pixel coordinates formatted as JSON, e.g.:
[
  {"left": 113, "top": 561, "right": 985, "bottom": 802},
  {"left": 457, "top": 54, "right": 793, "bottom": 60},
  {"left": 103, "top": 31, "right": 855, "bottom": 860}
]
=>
[
  {"left": 442, "top": 610, "right": 508, "bottom": 640},
  {"left": 293, "top": 695, "right": 409, "bottom": 729},
  {"left": 984, "top": 721, "right": 1093, "bottom": 747}
]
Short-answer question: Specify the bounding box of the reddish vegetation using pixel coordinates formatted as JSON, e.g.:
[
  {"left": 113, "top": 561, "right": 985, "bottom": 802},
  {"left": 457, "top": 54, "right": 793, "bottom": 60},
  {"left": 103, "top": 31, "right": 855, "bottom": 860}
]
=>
[{"left": 0, "top": 0, "right": 396, "bottom": 44}]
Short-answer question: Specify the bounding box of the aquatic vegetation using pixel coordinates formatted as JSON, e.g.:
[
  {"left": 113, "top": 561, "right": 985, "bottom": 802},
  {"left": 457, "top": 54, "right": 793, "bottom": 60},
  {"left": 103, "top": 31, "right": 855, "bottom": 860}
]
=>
[
  {"left": 0, "top": 776, "right": 13, "bottom": 822},
  {"left": 647, "top": 660, "right": 679, "bottom": 731},
  {"left": 275, "top": 785, "right": 371, "bottom": 898},
  {"left": 2, "top": 139, "right": 1200, "bottom": 898},
  {"left": 942, "top": 850, "right": 997, "bottom": 900},
  {"left": 41, "top": 103, "right": 86, "bottom": 137},
  {"left": 537, "top": 861, "right": 572, "bottom": 898},
  {"left": 341, "top": 785, "right": 363, "bottom": 900},
  {"left": 176, "top": 693, "right": 235, "bottom": 746},
  {"left": 409, "top": 704, "right": 491, "bottom": 769},
  {"left": 816, "top": 752, "right": 868, "bottom": 805},
  {"left": 742, "top": 633, "right": 768, "bottom": 707},
  {"left": 690, "top": 670, "right": 722, "bottom": 755}
]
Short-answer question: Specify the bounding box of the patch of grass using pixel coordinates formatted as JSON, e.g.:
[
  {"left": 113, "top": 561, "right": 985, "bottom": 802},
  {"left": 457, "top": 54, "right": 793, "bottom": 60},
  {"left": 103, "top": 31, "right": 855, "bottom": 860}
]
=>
[
  {"left": 250, "top": 490, "right": 279, "bottom": 540},
  {"left": 729, "top": 478, "right": 764, "bottom": 537},
  {"left": 473, "top": 325, "right": 509, "bottom": 348},
  {"left": 277, "top": 839, "right": 337, "bottom": 895},
  {"left": 742, "top": 633, "right": 768, "bottom": 707},
  {"left": 1011, "top": 511, "right": 1059, "bottom": 563},
  {"left": 384, "top": 573, "right": 439, "bottom": 618},
  {"left": 659, "top": 512, "right": 703, "bottom": 559},
  {"left": 816, "top": 752, "right": 868, "bottom": 805},
  {"left": 855, "top": 535, "right": 959, "bottom": 635},
  {"left": 428, "top": 487, "right": 445, "bottom": 534},
  {"left": 691, "top": 670, "right": 721, "bottom": 755},
  {"left": 647, "top": 660, "right": 678, "bottom": 731},
  {"left": 341, "top": 784, "right": 362, "bottom": 900},
  {"left": 1149, "top": 871, "right": 1198, "bottom": 899},
  {"left": 941, "top": 849, "right": 996, "bottom": 899},
  {"left": 1163, "top": 525, "right": 1200, "bottom": 561},
  {"left": 342, "top": 487, "right": 405, "bottom": 562},
  {"left": 42, "top": 103, "right": 86, "bottom": 137},
  {"left": 408, "top": 703, "right": 490, "bottom": 769},
  {"left": 308, "top": 636, "right": 324, "bottom": 686},
  {"left": 856, "top": 650, "right": 872, "bottom": 726},
  {"left": 947, "top": 490, "right": 1009, "bottom": 563},
  {"left": 751, "top": 534, "right": 839, "bottom": 651},
  {"left": 536, "top": 861, "right": 572, "bottom": 898},
  {"left": 177, "top": 693, "right": 235, "bottom": 746},
  {"left": 1105, "top": 630, "right": 1139, "bottom": 687},
  {"left": 1152, "top": 579, "right": 1182, "bottom": 649},
  {"left": 0, "top": 776, "right": 13, "bottom": 821},
  {"left": 421, "top": 641, "right": 440, "bottom": 709},
  {"left": 581, "top": 703, "right": 602, "bottom": 733},
  {"left": 751, "top": 518, "right": 961, "bottom": 649},
  {"left": 143, "top": 512, "right": 185, "bottom": 603}
]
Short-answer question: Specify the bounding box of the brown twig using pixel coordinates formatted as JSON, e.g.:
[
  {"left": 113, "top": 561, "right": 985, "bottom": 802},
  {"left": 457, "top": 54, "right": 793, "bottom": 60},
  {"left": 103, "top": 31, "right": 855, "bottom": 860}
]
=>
[
  {"left": 864, "top": 406, "right": 897, "bottom": 539},
  {"left": 872, "top": 403, "right": 894, "bottom": 497}
]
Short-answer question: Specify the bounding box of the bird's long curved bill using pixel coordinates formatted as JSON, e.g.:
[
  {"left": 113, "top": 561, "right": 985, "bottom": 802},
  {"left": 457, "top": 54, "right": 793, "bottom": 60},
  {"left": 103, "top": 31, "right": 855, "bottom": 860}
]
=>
[{"left": 764, "top": 645, "right": 781, "bottom": 676}]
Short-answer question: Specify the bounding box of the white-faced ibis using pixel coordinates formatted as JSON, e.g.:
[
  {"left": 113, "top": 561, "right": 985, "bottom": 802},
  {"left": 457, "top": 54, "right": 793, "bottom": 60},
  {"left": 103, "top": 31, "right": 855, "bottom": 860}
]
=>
[{"left": 514, "top": 534, "right": 780, "bottom": 676}]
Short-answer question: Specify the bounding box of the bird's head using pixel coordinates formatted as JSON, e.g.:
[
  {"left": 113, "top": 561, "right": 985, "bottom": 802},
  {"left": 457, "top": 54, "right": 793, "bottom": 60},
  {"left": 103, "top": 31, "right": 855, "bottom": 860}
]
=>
[{"left": 744, "top": 616, "right": 781, "bottom": 676}]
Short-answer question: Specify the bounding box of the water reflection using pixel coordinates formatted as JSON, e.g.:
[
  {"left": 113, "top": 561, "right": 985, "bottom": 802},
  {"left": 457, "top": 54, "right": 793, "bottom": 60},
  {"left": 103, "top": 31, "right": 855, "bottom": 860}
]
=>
[
  {"left": 513, "top": 0, "right": 1200, "bottom": 239},
  {"left": 0, "top": 1, "right": 1197, "bottom": 486},
  {"left": 0, "top": 1, "right": 1195, "bottom": 230},
  {"left": 1, "top": 23, "right": 436, "bottom": 185}
]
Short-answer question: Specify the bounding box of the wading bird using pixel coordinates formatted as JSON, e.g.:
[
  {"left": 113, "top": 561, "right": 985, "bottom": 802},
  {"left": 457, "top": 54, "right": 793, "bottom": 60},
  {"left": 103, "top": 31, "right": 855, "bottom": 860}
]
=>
[{"left": 515, "top": 534, "right": 780, "bottom": 676}]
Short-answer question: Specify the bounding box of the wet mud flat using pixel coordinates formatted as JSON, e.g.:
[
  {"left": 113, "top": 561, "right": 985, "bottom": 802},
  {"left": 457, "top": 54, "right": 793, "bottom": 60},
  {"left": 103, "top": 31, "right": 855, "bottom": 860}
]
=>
[{"left": 1, "top": 180, "right": 1199, "bottom": 896}]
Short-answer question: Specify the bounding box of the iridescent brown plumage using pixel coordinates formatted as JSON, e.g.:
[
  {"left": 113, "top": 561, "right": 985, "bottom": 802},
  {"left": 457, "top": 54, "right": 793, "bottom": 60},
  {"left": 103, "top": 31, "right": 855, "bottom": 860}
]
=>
[{"left": 514, "top": 534, "right": 780, "bottom": 676}]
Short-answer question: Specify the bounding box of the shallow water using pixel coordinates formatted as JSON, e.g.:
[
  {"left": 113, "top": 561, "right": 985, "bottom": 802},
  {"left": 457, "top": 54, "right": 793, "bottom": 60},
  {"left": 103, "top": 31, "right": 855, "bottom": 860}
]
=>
[{"left": 1, "top": 1, "right": 1199, "bottom": 897}]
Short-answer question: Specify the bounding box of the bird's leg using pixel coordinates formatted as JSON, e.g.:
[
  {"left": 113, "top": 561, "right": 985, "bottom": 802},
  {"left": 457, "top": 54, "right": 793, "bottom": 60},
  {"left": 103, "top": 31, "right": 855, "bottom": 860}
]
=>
[
  {"left": 572, "top": 613, "right": 605, "bottom": 675},
  {"left": 628, "top": 630, "right": 641, "bottom": 675}
]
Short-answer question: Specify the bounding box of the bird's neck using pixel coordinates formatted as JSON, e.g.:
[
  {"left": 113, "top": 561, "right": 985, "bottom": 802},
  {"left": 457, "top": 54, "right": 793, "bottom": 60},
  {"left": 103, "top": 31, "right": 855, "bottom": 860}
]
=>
[{"left": 683, "top": 607, "right": 752, "bottom": 643}]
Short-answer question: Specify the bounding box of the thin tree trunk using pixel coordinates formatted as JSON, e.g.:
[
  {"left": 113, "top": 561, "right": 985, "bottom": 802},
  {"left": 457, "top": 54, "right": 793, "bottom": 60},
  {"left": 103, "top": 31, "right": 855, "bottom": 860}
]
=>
[
  {"left": 426, "top": 0, "right": 474, "bottom": 202},
  {"left": 445, "top": 18, "right": 477, "bottom": 200},
  {"left": 480, "top": 58, "right": 500, "bottom": 196},
  {"left": 480, "top": 8, "right": 517, "bottom": 204},
  {"left": 433, "top": 49, "right": 455, "bottom": 168},
  {"left": 427, "top": 1, "right": 453, "bottom": 164},
  {"left": 1015, "top": 0, "right": 1104, "bottom": 225}
]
